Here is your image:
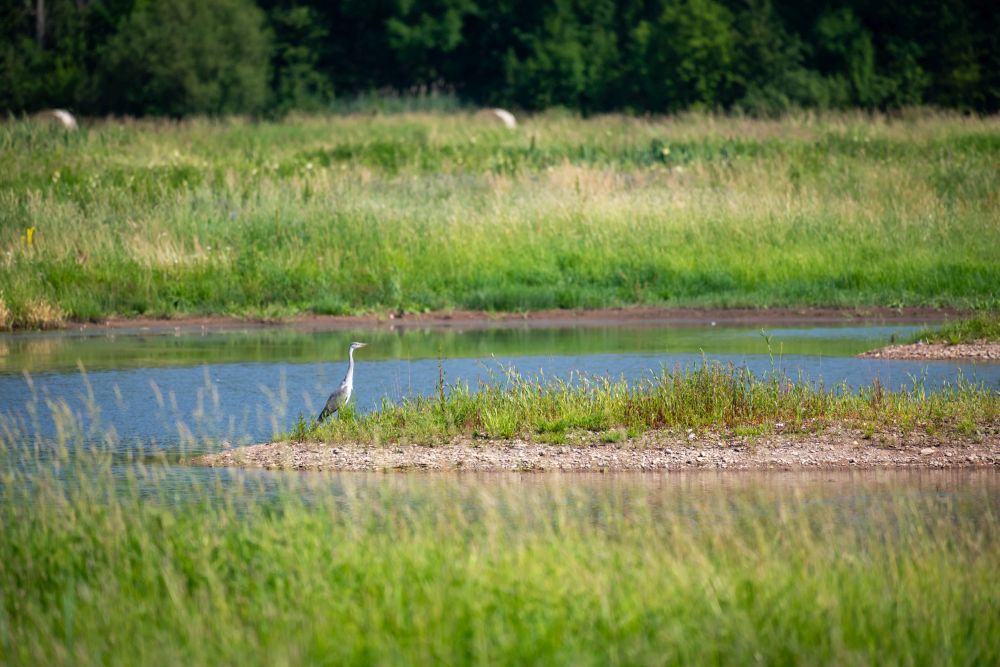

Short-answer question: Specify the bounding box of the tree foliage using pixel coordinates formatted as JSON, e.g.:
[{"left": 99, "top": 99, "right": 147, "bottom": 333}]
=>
[
  {"left": 99, "top": 0, "right": 271, "bottom": 116},
  {"left": 0, "top": 0, "right": 997, "bottom": 116}
]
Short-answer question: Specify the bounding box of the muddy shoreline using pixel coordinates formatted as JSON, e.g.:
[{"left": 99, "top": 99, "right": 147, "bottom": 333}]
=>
[
  {"left": 194, "top": 426, "right": 1000, "bottom": 472},
  {"left": 65, "top": 306, "right": 964, "bottom": 335}
]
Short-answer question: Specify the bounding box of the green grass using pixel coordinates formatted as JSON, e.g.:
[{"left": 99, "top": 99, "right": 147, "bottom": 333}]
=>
[
  {"left": 304, "top": 363, "right": 1000, "bottom": 445},
  {"left": 1, "top": 439, "right": 999, "bottom": 665},
  {"left": 912, "top": 313, "right": 1000, "bottom": 344},
  {"left": 2, "top": 110, "right": 1000, "bottom": 329}
]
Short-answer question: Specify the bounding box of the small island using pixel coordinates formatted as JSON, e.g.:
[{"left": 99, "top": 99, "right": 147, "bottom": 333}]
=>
[
  {"left": 860, "top": 314, "right": 1000, "bottom": 360},
  {"left": 195, "top": 363, "right": 1000, "bottom": 472}
]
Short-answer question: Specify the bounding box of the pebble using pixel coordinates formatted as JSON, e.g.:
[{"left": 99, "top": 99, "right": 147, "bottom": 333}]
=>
[
  {"left": 860, "top": 341, "right": 1000, "bottom": 361},
  {"left": 194, "top": 426, "right": 1000, "bottom": 473}
]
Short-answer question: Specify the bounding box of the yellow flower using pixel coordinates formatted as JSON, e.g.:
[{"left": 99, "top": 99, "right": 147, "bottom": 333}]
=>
[{"left": 25, "top": 227, "right": 34, "bottom": 246}]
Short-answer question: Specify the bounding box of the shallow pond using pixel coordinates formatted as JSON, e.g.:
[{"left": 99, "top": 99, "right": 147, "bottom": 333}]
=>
[{"left": 1, "top": 322, "right": 998, "bottom": 458}]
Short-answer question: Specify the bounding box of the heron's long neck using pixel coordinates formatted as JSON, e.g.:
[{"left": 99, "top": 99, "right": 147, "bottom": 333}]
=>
[{"left": 344, "top": 348, "right": 356, "bottom": 386}]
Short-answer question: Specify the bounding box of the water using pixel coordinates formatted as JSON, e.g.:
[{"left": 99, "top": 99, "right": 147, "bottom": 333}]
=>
[
  {"left": 0, "top": 323, "right": 935, "bottom": 374},
  {"left": 1, "top": 323, "right": 998, "bottom": 457}
]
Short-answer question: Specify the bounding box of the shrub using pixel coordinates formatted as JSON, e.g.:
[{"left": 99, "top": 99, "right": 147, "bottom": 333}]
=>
[{"left": 99, "top": 0, "right": 271, "bottom": 116}]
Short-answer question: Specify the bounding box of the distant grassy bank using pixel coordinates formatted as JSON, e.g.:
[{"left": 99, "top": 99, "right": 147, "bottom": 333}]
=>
[
  {"left": 304, "top": 363, "right": 999, "bottom": 445},
  {"left": 2, "top": 111, "right": 999, "bottom": 329}
]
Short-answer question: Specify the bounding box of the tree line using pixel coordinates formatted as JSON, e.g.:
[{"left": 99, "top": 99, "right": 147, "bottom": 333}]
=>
[{"left": 2, "top": 0, "right": 998, "bottom": 117}]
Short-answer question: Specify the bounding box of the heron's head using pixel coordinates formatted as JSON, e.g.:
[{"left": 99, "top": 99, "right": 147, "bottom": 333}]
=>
[{"left": 349, "top": 341, "right": 367, "bottom": 351}]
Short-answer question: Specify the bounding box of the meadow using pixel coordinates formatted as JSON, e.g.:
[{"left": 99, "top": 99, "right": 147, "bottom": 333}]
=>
[{"left": 2, "top": 110, "right": 999, "bottom": 329}]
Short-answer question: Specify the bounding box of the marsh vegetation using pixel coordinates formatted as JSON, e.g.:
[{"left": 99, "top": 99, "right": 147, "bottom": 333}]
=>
[
  {"left": 3, "top": 106, "right": 998, "bottom": 662},
  {"left": 2, "top": 112, "right": 999, "bottom": 329},
  {"left": 2, "top": 428, "right": 999, "bottom": 665}
]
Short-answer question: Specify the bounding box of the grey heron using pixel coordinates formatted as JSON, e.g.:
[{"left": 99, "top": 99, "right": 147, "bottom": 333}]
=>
[{"left": 317, "top": 342, "right": 367, "bottom": 422}]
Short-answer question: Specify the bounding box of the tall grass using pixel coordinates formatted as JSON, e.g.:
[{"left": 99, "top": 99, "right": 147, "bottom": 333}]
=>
[
  {"left": 2, "top": 111, "right": 999, "bottom": 328},
  {"left": 912, "top": 313, "right": 1000, "bottom": 344},
  {"left": 307, "top": 362, "right": 1000, "bottom": 444},
  {"left": 1, "top": 431, "right": 999, "bottom": 665}
]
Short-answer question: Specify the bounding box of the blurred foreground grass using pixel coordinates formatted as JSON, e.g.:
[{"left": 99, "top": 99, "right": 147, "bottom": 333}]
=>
[
  {"left": 1, "top": 444, "right": 998, "bottom": 665},
  {"left": 2, "top": 110, "right": 999, "bottom": 329},
  {"left": 2, "top": 368, "right": 999, "bottom": 665}
]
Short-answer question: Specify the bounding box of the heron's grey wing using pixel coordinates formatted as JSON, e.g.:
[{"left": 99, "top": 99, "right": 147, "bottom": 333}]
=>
[{"left": 317, "top": 384, "right": 350, "bottom": 422}]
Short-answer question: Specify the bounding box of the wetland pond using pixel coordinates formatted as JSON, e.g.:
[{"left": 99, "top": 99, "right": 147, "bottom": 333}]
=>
[
  {"left": 2, "top": 320, "right": 998, "bottom": 455},
  {"left": 1, "top": 320, "right": 999, "bottom": 507}
]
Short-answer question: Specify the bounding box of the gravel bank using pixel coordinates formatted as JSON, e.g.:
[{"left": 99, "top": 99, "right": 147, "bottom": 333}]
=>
[
  {"left": 193, "top": 426, "right": 1000, "bottom": 472},
  {"left": 859, "top": 340, "right": 1000, "bottom": 360}
]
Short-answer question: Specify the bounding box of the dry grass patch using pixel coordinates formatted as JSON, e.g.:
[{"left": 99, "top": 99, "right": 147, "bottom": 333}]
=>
[
  {"left": 0, "top": 293, "right": 11, "bottom": 330},
  {"left": 20, "top": 298, "right": 65, "bottom": 329}
]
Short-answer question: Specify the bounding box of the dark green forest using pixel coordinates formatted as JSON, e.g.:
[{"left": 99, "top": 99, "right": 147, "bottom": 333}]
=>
[{"left": 2, "top": 0, "right": 998, "bottom": 116}]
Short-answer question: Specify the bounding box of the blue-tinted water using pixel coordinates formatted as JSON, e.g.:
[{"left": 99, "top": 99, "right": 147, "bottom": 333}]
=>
[{"left": 1, "top": 323, "right": 997, "bottom": 456}]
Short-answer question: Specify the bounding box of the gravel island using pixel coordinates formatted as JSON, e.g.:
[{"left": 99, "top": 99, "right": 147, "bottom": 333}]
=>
[{"left": 194, "top": 426, "right": 1000, "bottom": 472}]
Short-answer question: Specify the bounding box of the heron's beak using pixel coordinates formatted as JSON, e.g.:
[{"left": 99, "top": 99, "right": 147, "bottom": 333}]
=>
[{"left": 357, "top": 343, "right": 368, "bottom": 348}]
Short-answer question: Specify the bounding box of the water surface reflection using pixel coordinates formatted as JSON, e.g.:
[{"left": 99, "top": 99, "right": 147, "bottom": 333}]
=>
[{"left": 1, "top": 324, "right": 997, "bottom": 456}]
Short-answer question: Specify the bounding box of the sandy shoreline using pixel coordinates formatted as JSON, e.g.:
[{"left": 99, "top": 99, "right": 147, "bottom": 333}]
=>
[
  {"left": 65, "top": 305, "right": 963, "bottom": 334},
  {"left": 859, "top": 340, "right": 1000, "bottom": 361},
  {"left": 193, "top": 426, "right": 1000, "bottom": 472}
]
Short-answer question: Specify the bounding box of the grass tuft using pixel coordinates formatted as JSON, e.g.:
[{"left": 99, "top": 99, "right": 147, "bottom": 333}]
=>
[
  {"left": 18, "top": 298, "right": 65, "bottom": 329},
  {"left": 912, "top": 313, "right": 1000, "bottom": 345},
  {"left": 0, "top": 292, "right": 10, "bottom": 330}
]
